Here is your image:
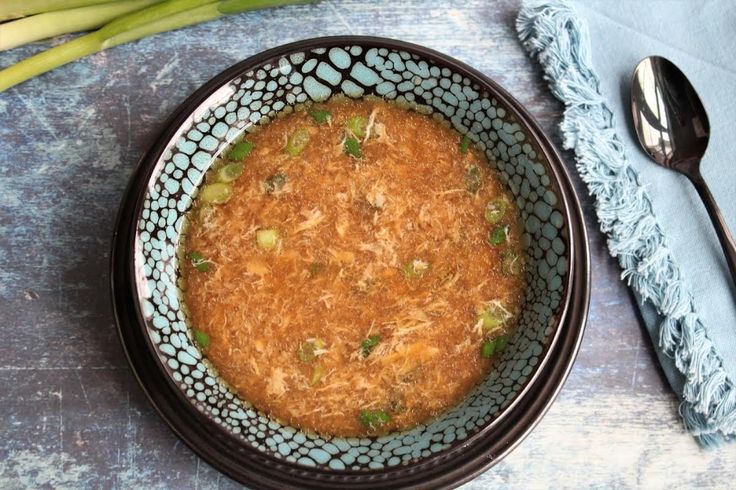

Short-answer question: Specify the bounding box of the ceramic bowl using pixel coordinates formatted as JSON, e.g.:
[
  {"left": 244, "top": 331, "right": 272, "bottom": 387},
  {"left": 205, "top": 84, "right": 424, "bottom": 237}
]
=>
[{"left": 111, "top": 36, "right": 590, "bottom": 489}]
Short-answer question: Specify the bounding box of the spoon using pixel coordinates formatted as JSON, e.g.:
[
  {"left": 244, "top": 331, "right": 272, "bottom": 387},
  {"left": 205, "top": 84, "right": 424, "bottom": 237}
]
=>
[{"left": 631, "top": 55, "right": 736, "bottom": 285}]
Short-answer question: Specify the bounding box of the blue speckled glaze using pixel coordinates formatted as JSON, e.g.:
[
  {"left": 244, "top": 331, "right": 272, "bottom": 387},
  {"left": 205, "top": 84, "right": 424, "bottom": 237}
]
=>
[{"left": 134, "top": 44, "right": 568, "bottom": 470}]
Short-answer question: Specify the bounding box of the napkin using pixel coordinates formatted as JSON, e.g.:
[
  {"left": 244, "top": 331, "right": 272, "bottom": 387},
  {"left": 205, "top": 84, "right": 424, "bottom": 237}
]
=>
[{"left": 517, "top": 0, "right": 736, "bottom": 446}]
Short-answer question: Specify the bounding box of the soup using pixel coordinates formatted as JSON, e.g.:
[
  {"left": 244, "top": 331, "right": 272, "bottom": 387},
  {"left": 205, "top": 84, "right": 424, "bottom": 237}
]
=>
[{"left": 180, "top": 98, "right": 525, "bottom": 437}]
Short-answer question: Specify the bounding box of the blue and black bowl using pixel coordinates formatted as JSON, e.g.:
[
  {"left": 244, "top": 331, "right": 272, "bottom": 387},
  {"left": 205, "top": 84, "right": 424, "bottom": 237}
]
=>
[{"left": 111, "top": 37, "right": 589, "bottom": 489}]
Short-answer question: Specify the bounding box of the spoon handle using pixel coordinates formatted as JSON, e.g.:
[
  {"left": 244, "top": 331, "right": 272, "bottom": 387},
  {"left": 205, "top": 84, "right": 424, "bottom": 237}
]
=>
[{"left": 689, "top": 172, "right": 736, "bottom": 284}]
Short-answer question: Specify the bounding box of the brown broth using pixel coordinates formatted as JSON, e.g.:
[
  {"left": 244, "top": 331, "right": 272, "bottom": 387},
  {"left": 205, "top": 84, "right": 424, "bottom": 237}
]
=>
[{"left": 181, "top": 98, "right": 525, "bottom": 436}]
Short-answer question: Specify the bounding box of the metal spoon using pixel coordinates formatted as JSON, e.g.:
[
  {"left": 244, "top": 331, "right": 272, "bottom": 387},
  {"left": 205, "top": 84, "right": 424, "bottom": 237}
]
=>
[{"left": 631, "top": 55, "right": 736, "bottom": 285}]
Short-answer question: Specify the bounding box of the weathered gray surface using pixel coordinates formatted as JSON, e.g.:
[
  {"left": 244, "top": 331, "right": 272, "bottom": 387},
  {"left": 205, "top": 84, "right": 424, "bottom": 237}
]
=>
[{"left": 0, "top": 0, "right": 734, "bottom": 488}]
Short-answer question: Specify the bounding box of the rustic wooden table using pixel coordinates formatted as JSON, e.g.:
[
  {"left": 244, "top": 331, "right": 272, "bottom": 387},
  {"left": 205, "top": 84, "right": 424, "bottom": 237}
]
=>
[{"left": 1, "top": 0, "right": 734, "bottom": 488}]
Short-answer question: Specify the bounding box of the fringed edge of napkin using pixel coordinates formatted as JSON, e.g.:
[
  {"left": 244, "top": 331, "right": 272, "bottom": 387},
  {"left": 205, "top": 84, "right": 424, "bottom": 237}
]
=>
[{"left": 516, "top": 0, "right": 735, "bottom": 447}]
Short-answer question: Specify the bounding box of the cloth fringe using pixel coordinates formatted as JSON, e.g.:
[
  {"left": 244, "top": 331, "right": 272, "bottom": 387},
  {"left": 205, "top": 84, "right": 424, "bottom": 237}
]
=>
[{"left": 516, "top": 0, "right": 736, "bottom": 446}]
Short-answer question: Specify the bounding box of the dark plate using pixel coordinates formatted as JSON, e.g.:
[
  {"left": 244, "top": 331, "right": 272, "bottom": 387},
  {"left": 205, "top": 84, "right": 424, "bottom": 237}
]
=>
[{"left": 111, "top": 37, "right": 590, "bottom": 489}]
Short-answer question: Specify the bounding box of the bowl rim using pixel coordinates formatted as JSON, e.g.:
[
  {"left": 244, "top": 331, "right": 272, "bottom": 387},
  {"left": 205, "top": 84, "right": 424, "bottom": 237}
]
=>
[
  {"left": 129, "top": 36, "right": 575, "bottom": 441},
  {"left": 110, "top": 35, "right": 590, "bottom": 489}
]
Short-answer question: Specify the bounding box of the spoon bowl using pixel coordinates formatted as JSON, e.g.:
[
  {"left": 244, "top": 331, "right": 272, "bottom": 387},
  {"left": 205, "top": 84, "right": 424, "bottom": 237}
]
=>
[{"left": 631, "top": 55, "right": 736, "bottom": 286}]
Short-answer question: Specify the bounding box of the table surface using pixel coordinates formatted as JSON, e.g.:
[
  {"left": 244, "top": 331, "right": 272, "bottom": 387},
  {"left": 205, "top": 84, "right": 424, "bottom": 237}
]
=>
[{"left": 1, "top": 0, "right": 734, "bottom": 488}]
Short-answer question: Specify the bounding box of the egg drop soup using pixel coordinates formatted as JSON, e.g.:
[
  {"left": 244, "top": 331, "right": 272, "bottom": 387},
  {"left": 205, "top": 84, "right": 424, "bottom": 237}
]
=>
[{"left": 180, "top": 98, "right": 525, "bottom": 437}]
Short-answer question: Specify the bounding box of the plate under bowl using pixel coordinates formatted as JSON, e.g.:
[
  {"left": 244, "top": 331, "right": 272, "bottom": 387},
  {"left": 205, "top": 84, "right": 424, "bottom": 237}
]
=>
[{"left": 111, "top": 36, "right": 590, "bottom": 489}]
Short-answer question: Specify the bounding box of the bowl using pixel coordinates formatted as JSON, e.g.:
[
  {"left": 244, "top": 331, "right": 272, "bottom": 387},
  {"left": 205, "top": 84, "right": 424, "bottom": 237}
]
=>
[{"left": 111, "top": 36, "right": 589, "bottom": 489}]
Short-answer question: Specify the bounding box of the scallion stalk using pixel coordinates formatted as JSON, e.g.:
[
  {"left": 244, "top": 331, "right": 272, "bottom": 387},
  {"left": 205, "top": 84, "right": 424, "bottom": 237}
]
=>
[
  {"left": 0, "top": 0, "right": 314, "bottom": 93},
  {"left": 0, "top": 1, "right": 164, "bottom": 51},
  {"left": 104, "top": 2, "right": 220, "bottom": 47},
  {"left": 0, "top": 0, "right": 122, "bottom": 21}
]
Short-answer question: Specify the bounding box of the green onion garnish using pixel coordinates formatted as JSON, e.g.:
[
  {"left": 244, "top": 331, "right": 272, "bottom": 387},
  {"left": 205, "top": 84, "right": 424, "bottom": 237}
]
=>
[
  {"left": 403, "top": 259, "right": 430, "bottom": 279},
  {"left": 310, "top": 364, "right": 326, "bottom": 386},
  {"left": 480, "top": 339, "right": 496, "bottom": 358},
  {"left": 477, "top": 302, "right": 511, "bottom": 332},
  {"left": 256, "top": 229, "right": 279, "bottom": 250},
  {"left": 346, "top": 115, "right": 368, "bottom": 139},
  {"left": 285, "top": 128, "right": 310, "bottom": 156},
  {"left": 358, "top": 409, "right": 390, "bottom": 430},
  {"left": 217, "top": 162, "right": 244, "bottom": 183},
  {"left": 308, "top": 261, "right": 326, "bottom": 277},
  {"left": 264, "top": 171, "right": 287, "bottom": 194},
  {"left": 465, "top": 165, "right": 481, "bottom": 193},
  {"left": 484, "top": 197, "right": 509, "bottom": 224},
  {"left": 343, "top": 137, "right": 362, "bottom": 159},
  {"left": 199, "top": 182, "right": 232, "bottom": 204},
  {"left": 488, "top": 225, "right": 509, "bottom": 246},
  {"left": 189, "top": 251, "right": 211, "bottom": 272},
  {"left": 361, "top": 335, "right": 380, "bottom": 357},
  {"left": 310, "top": 108, "right": 331, "bottom": 124},
  {"left": 501, "top": 250, "right": 522, "bottom": 276},
  {"left": 298, "top": 338, "right": 325, "bottom": 363},
  {"left": 193, "top": 328, "right": 210, "bottom": 349},
  {"left": 460, "top": 134, "right": 472, "bottom": 154},
  {"left": 478, "top": 310, "right": 502, "bottom": 332},
  {"left": 227, "top": 140, "right": 254, "bottom": 161}
]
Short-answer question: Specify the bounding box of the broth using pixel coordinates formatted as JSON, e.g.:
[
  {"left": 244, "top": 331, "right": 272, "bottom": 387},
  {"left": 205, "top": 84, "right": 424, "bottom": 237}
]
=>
[{"left": 180, "top": 98, "right": 525, "bottom": 436}]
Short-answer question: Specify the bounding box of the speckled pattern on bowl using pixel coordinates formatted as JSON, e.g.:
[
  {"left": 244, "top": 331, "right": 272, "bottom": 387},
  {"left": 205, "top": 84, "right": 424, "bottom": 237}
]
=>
[{"left": 111, "top": 37, "right": 590, "bottom": 489}]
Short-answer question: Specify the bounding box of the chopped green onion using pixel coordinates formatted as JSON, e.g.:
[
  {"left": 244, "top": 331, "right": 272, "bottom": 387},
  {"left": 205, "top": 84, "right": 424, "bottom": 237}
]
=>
[
  {"left": 227, "top": 140, "right": 254, "bottom": 161},
  {"left": 310, "top": 364, "right": 326, "bottom": 386},
  {"left": 477, "top": 302, "right": 511, "bottom": 332},
  {"left": 488, "top": 225, "right": 509, "bottom": 246},
  {"left": 495, "top": 334, "right": 510, "bottom": 352},
  {"left": 343, "top": 137, "right": 362, "bottom": 159},
  {"left": 359, "top": 409, "right": 391, "bottom": 430},
  {"left": 484, "top": 197, "right": 509, "bottom": 224},
  {"left": 217, "top": 162, "right": 244, "bottom": 183},
  {"left": 193, "top": 328, "right": 210, "bottom": 349},
  {"left": 298, "top": 343, "right": 315, "bottom": 362},
  {"left": 346, "top": 115, "right": 368, "bottom": 139},
  {"left": 460, "top": 134, "right": 472, "bottom": 154},
  {"left": 199, "top": 182, "right": 232, "bottom": 204},
  {"left": 264, "top": 171, "right": 288, "bottom": 194},
  {"left": 481, "top": 339, "right": 496, "bottom": 358},
  {"left": 256, "top": 229, "right": 279, "bottom": 250},
  {"left": 189, "top": 250, "right": 212, "bottom": 272},
  {"left": 465, "top": 165, "right": 481, "bottom": 193},
  {"left": 310, "top": 108, "right": 331, "bottom": 124},
  {"left": 308, "top": 261, "right": 326, "bottom": 277},
  {"left": 478, "top": 311, "right": 502, "bottom": 332},
  {"left": 285, "top": 128, "right": 310, "bottom": 156},
  {"left": 501, "top": 250, "right": 523, "bottom": 276},
  {"left": 403, "top": 259, "right": 430, "bottom": 279},
  {"left": 361, "top": 335, "right": 381, "bottom": 357},
  {"left": 298, "top": 338, "right": 325, "bottom": 363}
]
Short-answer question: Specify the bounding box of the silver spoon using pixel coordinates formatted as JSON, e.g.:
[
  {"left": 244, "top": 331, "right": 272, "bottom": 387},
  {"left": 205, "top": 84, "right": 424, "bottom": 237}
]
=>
[{"left": 631, "top": 55, "right": 736, "bottom": 285}]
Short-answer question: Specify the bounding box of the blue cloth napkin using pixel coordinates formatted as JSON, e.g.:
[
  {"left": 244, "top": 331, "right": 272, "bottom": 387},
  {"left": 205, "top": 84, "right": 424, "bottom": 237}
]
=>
[{"left": 517, "top": 0, "right": 736, "bottom": 445}]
